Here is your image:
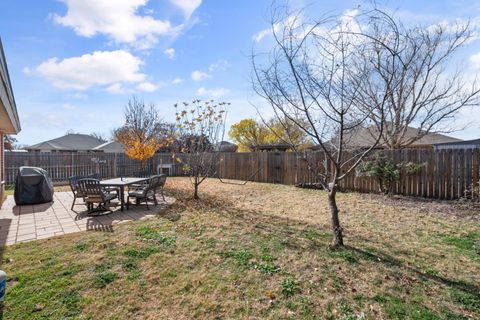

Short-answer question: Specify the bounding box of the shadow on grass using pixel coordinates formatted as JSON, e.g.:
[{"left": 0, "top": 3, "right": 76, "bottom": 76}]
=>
[
  {"left": 346, "top": 245, "right": 480, "bottom": 296},
  {"left": 168, "top": 183, "right": 480, "bottom": 299}
]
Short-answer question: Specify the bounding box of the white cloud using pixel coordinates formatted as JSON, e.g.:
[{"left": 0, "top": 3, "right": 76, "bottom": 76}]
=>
[
  {"left": 169, "top": 0, "right": 202, "bottom": 19},
  {"left": 253, "top": 27, "right": 275, "bottom": 43},
  {"left": 252, "top": 15, "right": 301, "bottom": 43},
  {"left": 34, "top": 50, "right": 145, "bottom": 90},
  {"left": 136, "top": 81, "right": 160, "bottom": 92},
  {"left": 471, "top": 52, "right": 480, "bottom": 69},
  {"left": 70, "top": 92, "right": 88, "bottom": 99},
  {"left": 208, "top": 59, "right": 230, "bottom": 72},
  {"left": 107, "top": 83, "right": 127, "bottom": 94},
  {"left": 196, "top": 87, "right": 230, "bottom": 98},
  {"left": 191, "top": 70, "right": 211, "bottom": 81},
  {"left": 53, "top": 0, "right": 181, "bottom": 49},
  {"left": 62, "top": 103, "right": 76, "bottom": 110},
  {"left": 172, "top": 77, "right": 183, "bottom": 84},
  {"left": 164, "top": 47, "right": 175, "bottom": 59}
]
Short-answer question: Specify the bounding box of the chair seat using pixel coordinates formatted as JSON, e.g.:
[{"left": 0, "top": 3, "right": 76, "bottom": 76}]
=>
[
  {"left": 86, "top": 192, "right": 117, "bottom": 203},
  {"left": 104, "top": 192, "right": 118, "bottom": 201},
  {"left": 103, "top": 186, "right": 119, "bottom": 193},
  {"left": 128, "top": 189, "right": 154, "bottom": 198}
]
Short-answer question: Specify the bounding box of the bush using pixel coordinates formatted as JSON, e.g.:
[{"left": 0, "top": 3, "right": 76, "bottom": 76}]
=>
[{"left": 357, "top": 151, "right": 423, "bottom": 195}]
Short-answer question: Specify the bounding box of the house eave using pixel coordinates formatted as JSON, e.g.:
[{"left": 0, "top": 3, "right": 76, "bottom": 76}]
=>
[{"left": 0, "top": 38, "right": 21, "bottom": 134}]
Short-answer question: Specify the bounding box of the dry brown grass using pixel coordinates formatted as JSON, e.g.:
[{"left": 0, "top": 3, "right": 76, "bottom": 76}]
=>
[{"left": 1, "top": 177, "right": 479, "bottom": 319}]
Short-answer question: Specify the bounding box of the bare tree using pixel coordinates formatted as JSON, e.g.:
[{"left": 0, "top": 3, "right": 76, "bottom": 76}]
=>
[
  {"left": 252, "top": 7, "right": 390, "bottom": 247},
  {"left": 90, "top": 132, "right": 107, "bottom": 143},
  {"left": 4, "top": 135, "right": 17, "bottom": 151},
  {"left": 174, "top": 100, "right": 229, "bottom": 199},
  {"left": 355, "top": 9, "right": 480, "bottom": 149}
]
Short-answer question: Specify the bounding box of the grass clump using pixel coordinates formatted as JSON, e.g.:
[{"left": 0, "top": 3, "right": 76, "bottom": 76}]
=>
[
  {"left": 94, "top": 271, "right": 118, "bottom": 288},
  {"left": 281, "top": 277, "right": 299, "bottom": 297},
  {"left": 135, "top": 226, "right": 176, "bottom": 246},
  {"left": 219, "top": 248, "right": 253, "bottom": 267}
]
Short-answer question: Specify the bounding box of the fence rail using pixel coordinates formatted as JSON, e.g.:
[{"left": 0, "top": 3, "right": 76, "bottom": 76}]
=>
[{"left": 5, "top": 149, "right": 480, "bottom": 200}]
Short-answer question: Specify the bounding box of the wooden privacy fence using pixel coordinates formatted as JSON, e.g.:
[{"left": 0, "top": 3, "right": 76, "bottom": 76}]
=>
[{"left": 5, "top": 149, "right": 480, "bottom": 200}]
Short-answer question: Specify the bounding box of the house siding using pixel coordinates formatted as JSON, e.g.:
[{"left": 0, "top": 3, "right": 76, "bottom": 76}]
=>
[{"left": 0, "top": 132, "right": 4, "bottom": 207}]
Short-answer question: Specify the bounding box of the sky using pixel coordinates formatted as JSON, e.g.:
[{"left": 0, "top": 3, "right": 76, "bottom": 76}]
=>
[{"left": 1, "top": 0, "right": 480, "bottom": 146}]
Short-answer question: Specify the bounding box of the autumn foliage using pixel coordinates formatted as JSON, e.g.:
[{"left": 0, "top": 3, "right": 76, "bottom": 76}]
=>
[{"left": 115, "top": 96, "right": 171, "bottom": 167}]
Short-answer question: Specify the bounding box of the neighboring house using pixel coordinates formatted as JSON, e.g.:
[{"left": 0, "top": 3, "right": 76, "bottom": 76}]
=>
[
  {"left": 312, "top": 125, "right": 461, "bottom": 151},
  {"left": 92, "top": 140, "right": 124, "bottom": 153},
  {"left": 0, "top": 38, "right": 21, "bottom": 203},
  {"left": 215, "top": 141, "right": 238, "bottom": 152},
  {"left": 433, "top": 138, "right": 480, "bottom": 150},
  {"left": 251, "top": 143, "right": 292, "bottom": 152},
  {"left": 26, "top": 134, "right": 105, "bottom": 152}
]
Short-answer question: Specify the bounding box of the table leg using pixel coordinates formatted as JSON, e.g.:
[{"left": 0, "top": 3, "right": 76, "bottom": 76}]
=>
[{"left": 120, "top": 186, "right": 125, "bottom": 211}]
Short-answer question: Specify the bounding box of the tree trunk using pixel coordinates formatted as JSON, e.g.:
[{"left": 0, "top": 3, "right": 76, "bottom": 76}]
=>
[
  {"left": 193, "top": 176, "right": 199, "bottom": 199},
  {"left": 328, "top": 187, "right": 344, "bottom": 247}
]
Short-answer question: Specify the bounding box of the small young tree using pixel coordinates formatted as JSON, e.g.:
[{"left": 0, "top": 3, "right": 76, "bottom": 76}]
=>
[
  {"left": 174, "top": 100, "right": 228, "bottom": 199},
  {"left": 115, "top": 96, "right": 170, "bottom": 169}
]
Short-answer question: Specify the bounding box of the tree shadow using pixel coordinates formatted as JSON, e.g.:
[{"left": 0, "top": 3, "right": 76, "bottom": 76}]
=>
[
  {"left": 169, "top": 186, "right": 480, "bottom": 299},
  {"left": 345, "top": 245, "right": 480, "bottom": 296}
]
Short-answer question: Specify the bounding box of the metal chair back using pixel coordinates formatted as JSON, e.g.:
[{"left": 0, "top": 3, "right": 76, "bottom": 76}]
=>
[
  {"left": 78, "top": 178, "right": 105, "bottom": 203},
  {"left": 156, "top": 174, "right": 167, "bottom": 188}
]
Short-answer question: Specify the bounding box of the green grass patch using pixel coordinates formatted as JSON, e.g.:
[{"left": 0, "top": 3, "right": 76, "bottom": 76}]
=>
[
  {"left": 373, "top": 294, "right": 439, "bottom": 319},
  {"left": 443, "top": 232, "right": 480, "bottom": 260},
  {"left": 135, "top": 226, "right": 176, "bottom": 246},
  {"left": 94, "top": 271, "right": 118, "bottom": 288},
  {"left": 450, "top": 288, "right": 480, "bottom": 313},
  {"left": 329, "top": 248, "right": 358, "bottom": 264},
  {"left": 219, "top": 249, "right": 253, "bottom": 266}
]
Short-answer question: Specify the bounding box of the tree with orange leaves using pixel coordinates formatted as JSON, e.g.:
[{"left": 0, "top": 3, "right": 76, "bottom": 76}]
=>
[{"left": 115, "top": 96, "right": 171, "bottom": 169}]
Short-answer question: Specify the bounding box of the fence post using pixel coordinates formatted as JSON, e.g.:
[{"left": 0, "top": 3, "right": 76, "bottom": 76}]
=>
[{"left": 113, "top": 154, "right": 118, "bottom": 178}]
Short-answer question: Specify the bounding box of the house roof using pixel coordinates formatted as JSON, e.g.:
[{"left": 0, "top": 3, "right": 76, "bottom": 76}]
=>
[
  {"left": 433, "top": 138, "right": 480, "bottom": 146},
  {"left": 92, "top": 140, "right": 124, "bottom": 153},
  {"left": 214, "top": 141, "right": 238, "bottom": 152},
  {"left": 0, "top": 38, "right": 21, "bottom": 134},
  {"left": 433, "top": 138, "right": 480, "bottom": 150},
  {"left": 252, "top": 143, "right": 292, "bottom": 151},
  {"left": 321, "top": 125, "right": 461, "bottom": 150},
  {"left": 26, "top": 134, "right": 105, "bottom": 151}
]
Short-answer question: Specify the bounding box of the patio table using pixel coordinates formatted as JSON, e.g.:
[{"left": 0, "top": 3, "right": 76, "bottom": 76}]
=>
[{"left": 100, "top": 177, "right": 149, "bottom": 211}]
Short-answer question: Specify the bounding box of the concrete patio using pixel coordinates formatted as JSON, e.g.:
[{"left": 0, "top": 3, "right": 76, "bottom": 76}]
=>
[{"left": 0, "top": 191, "right": 175, "bottom": 246}]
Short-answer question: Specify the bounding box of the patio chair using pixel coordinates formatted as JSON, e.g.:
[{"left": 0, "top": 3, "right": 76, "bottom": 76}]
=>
[
  {"left": 156, "top": 174, "right": 167, "bottom": 202},
  {"left": 77, "top": 178, "right": 118, "bottom": 214},
  {"left": 69, "top": 175, "right": 85, "bottom": 210},
  {"left": 127, "top": 175, "right": 167, "bottom": 210},
  {"left": 69, "top": 174, "right": 118, "bottom": 210},
  {"left": 69, "top": 176, "right": 80, "bottom": 209}
]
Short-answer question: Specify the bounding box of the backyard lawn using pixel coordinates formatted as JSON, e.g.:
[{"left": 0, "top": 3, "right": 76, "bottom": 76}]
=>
[{"left": 0, "top": 178, "right": 479, "bottom": 319}]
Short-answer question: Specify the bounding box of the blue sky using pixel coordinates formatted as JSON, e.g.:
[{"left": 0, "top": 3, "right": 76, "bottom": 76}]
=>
[{"left": 1, "top": 0, "right": 480, "bottom": 146}]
